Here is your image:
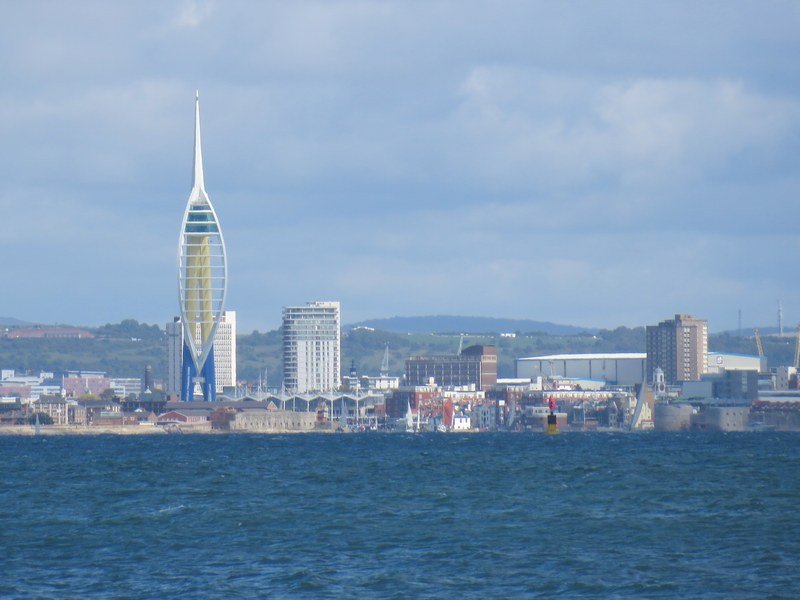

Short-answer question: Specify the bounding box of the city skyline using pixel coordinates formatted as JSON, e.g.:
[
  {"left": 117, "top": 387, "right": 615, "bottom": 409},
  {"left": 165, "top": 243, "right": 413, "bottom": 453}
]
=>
[{"left": 1, "top": 3, "right": 799, "bottom": 333}]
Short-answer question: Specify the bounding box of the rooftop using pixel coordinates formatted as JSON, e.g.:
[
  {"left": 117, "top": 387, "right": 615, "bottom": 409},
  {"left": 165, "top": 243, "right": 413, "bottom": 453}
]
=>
[{"left": 518, "top": 353, "right": 646, "bottom": 361}]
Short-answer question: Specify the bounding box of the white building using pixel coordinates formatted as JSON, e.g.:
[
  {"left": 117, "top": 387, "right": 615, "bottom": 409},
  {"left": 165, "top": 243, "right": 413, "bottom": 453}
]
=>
[
  {"left": 776, "top": 366, "right": 797, "bottom": 391},
  {"left": 452, "top": 414, "right": 472, "bottom": 431},
  {"left": 516, "top": 353, "right": 646, "bottom": 386},
  {"left": 166, "top": 310, "right": 237, "bottom": 396},
  {"left": 215, "top": 311, "right": 237, "bottom": 391},
  {"left": 110, "top": 378, "right": 143, "bottom": 398},
  {"left": 283, "top": 301, "right": 341, "bottom": 393},
  {"left": 706, "top": 352, "right": 763, "bottom": 375}
]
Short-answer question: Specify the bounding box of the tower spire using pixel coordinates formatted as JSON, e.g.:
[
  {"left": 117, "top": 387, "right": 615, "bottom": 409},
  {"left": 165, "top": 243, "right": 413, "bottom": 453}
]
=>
[{"left": 193, "top": 90, "right": 205, "bottom": 191}]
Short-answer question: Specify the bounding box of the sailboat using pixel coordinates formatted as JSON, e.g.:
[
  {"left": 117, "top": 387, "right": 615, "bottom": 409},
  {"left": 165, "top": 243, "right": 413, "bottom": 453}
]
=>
[
  {"left": 405, "top": 400, "right": 414, "bottom": 432},
  {"left": 34, "top": 412, "right": 41, "bottom": 435}
]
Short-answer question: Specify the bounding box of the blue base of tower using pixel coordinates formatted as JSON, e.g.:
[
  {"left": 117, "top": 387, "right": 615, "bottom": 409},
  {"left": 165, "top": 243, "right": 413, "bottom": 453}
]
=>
[{"left": 181, "top": 342, "right": 216, "bottom": 401}]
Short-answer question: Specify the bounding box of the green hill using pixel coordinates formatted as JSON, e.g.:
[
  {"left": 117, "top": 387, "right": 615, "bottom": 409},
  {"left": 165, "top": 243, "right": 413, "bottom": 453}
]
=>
[
  {"left": 346, "top": 315, "right": 595, "bottom": 335},
  {"left": 0, "top": 319, "right": 792, "bottom": 384}
]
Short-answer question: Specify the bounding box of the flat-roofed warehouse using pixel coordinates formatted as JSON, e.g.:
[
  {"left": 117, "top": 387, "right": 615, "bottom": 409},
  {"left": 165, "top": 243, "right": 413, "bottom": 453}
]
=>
[{"left": 516, "top": 353, "right": 646, "bottom": 386}]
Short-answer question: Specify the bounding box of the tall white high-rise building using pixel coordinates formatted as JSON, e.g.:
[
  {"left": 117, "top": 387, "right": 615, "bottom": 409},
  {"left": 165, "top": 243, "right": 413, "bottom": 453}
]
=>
[
  {"left": 166, "top": 310, "right": 237, "bottom": 396},
  {"left": 283, "top": 301, "right": 341, "bottom": 393},
  {"left": 215, "top": 311, "right": 237, "bottom": 391}
]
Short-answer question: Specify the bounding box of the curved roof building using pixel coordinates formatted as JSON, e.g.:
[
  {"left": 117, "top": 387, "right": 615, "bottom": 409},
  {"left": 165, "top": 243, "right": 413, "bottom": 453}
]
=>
[
  {"left": 516, "top": 353, "right": 646, "bottom": 387},
  {"left": 178, "top": 93, "right": 227, "bottom": 401}
]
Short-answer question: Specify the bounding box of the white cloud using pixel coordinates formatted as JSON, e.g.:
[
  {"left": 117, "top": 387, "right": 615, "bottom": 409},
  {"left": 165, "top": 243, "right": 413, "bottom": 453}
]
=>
[
  {"left": 447, "top": 68, "right": 800, "bottom": 193},
  {"left": 174, "top": 1, "right": 215, "bottom": 29}
]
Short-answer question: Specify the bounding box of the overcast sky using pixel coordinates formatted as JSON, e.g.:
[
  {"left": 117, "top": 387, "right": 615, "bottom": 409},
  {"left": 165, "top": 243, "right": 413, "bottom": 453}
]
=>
[{"left": 1, "top": 1, "right": 799, "bottom": 332}]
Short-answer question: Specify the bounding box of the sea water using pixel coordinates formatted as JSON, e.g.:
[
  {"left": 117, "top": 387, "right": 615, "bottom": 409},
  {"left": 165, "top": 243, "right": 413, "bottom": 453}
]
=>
[{"left": 1, "top": 432, "right": 798, "bottom": 598}]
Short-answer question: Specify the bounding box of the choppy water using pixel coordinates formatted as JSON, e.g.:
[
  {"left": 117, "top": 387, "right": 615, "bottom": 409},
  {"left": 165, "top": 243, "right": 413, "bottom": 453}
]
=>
[{"left": 1, "top": 432, "right": 799, "bottom": 598}]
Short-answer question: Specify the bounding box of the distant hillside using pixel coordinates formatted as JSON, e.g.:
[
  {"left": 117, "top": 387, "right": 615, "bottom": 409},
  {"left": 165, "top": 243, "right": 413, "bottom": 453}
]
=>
[
  {"left": 0, "top": 318, "right": 793, "bottom": 384},
  {"left": 0, "top": 317, "right": 37, "bottom": 327},
  {"left": 347, "top": 315, "right": 595, "bottom": 335}
]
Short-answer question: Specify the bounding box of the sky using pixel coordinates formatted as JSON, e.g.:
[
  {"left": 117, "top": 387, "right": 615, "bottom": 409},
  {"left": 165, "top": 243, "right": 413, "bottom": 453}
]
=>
[{"left": 1, "top": 1, "right": 799, "bottom": 333}]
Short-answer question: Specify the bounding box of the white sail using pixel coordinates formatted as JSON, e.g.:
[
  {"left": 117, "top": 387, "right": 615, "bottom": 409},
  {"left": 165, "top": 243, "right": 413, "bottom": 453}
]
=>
[{"left": 631, "top": 382, "right": 655, "bottom": 430}]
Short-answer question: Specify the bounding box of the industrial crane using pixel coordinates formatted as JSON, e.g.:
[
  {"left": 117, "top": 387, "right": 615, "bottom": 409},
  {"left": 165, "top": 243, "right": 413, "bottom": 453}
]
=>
[
  {"left": 754, "top": 328, "right": 764, "bottom": 359},
  {"left": 754, "top": 328, "right": 767, "bottom": 374},
  {"left": 794, "top": 325, "right": 800, "bottom": 370}
]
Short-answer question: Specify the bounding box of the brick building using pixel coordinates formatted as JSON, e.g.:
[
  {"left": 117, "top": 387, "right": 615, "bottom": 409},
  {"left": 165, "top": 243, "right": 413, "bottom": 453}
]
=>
[{"left": 405, "top": 345, "right": 497, "bottom": 390}]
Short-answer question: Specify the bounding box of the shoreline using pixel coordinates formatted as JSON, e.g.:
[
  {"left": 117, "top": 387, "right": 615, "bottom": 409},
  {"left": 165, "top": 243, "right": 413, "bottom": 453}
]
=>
[
  {"left": 0, "top": 425, "right": 346, "bottom": 436},
  {"left": 0, "top": 425, "right": 168, "bottom": 436},
  {"left": 2, "top": 425, "right": 796, "bottom": 436}
]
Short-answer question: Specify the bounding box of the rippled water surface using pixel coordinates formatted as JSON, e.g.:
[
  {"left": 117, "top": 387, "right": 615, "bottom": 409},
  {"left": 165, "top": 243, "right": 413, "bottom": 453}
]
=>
[{"left": 2, "top": 432, "right": 799, "bottom": 598}]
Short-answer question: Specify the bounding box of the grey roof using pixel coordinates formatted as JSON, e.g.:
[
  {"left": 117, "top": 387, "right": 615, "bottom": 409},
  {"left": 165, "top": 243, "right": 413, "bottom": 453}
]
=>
[
  {"left": 159, "top": 409, "right": 212, "bottom": 417},
  {"left": 165, "top": 400, "right": 268, "bottom": 411}
]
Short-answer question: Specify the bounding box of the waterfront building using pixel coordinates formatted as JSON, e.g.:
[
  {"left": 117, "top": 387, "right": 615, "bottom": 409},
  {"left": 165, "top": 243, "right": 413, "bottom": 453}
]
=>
[
  {"left": 226, "top": 408, "right": 317, "bottom": 432},
  {"left": 691, "top": 406, "right": 750, "bottom": 432},
  {"left": 775, "top": 366, "right": 797, "bottom": 391},
  {"left": 77, "top": 398, "right": 121, "bottom": 425},
  {"left": 166, "top": 310, "right": 236, "bottom": 397},
  {"left": 405, "top": 345, "right": 497, "bottom": 390},
  {"left": 176, "top": 93, "right": 228, "bottom": 401},
  {"left": 472, "top": 404, "right": 496, "bottom": 430},
  {"left": 0, "top": 370, "right": 61, "bottom": 401},
  {"left": 386, "top": 384, "right": 439, "bottom": 418},
  {"left": 452, "top": 414, "right": 472, "bottom": 431},
  {"left": 110, "top": 378, "right": 143, "bottom": 399},
  {"left": 157, "top": 409, "right": 212, "bottom": 428},
  {"left": 341, "top": 374, "right": 401, "bottom": 393},
  {"left": 282, "top": 301, "right": 341, "bottom": 393},
  {"left": 646, "top": 314, "right": 708, "bottom": 385},
  {"left": 62, "top": 372, "right": 112, "bottom": 398},
  {"left": 516, "top": 353, "right": 646, "bottom": 386},
  {"left": 30, "top": 397, "right": 70, "bottom": 425}
]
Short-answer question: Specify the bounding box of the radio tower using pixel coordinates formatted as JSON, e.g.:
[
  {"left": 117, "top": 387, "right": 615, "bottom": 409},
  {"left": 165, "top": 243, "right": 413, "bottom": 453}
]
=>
[{"left": 778, "top": 300, "right": 784, "bottom": 337}]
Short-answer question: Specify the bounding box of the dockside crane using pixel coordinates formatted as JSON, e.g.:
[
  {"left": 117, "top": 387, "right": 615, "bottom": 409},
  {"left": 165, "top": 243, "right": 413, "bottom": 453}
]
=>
[
  {"left": 754, "top": 328, "right": 766, "bottom": 374},
  {"left": 754, "top": 328, "right": 764, "bottom": 359},
  {"left": 794, "top": 325, "right": 800, "bottom": 370}
]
